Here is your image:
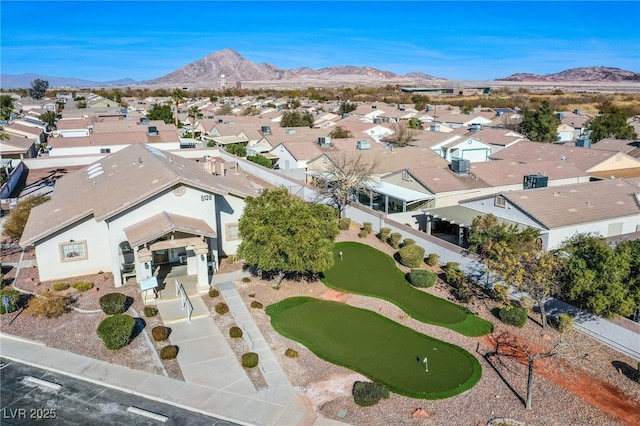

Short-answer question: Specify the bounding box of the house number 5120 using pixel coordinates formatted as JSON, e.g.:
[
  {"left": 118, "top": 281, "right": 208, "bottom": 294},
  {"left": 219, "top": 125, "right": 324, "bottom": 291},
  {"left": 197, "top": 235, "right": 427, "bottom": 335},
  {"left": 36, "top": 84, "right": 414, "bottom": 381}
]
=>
[{"left": 201, "top": 194, "right": 212, "bottom": 201}]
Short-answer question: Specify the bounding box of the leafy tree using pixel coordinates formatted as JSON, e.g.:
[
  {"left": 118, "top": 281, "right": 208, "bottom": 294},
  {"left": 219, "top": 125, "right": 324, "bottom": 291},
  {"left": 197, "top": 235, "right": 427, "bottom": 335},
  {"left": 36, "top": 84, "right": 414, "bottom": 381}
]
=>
[
  {"left": 311, "top": 152, "right": 379, "bottom": 218},
  {"left": 218, "top": 104, "right": 234, "bottom": 115},
  {"left": 460, "top": 105, "right": 474, "bottom": 115},
  {"left": 146, "top": 104, "right": 174, "bottom": 124},
  {"left": 226, "top": 143, "right": 247, "bottom": 157},
  {"left": 171, "top": 88, "right": 185, "bottom": 126},
  {"left": 329, "top": 126, "right": 352, "bottom": 139},
  {"left": 2, "top": 194, "right": 50, "bottom": 241},
  {"left": 520, "top": 100, "right": 560, "bottom": 142},
  {"left": 29, "top": 79, "right": 49, "bottom": 99},
  {"left": 287, "top": 99, "right": 301, "bottom": 109},
  {"left": 237, "top": 188, "right": 339, "bottom": 288},
  {"left": 338, "top": 102, "right": 357, "bottom": 115},
  {"left": 247, "top": 154, "right": 272, "bottom": 168},
  {"left": 280, "top": 110, "right": 314, "bottom": 128},
  {"left": 588, "top": 106, "right": 637, "bottom": 142},
  {"left": 40, "top": 111, "right": 58, "bottom": 128},
  {"left": 0, "top": 166, "right": 8, "bottom": 187},
  {"left": 187, "top": 105, "right": 203, "bottom": 138},
  {"left": 560, "top": 233, "right": 637, "bottom": 318},
  {"left": 469, "top": 214, "right": 559, "bottom": 328},
  {"left": 380, "top": 121, "right": 416, "bottom": 147},
  {"left": 411, "top": 94, "right": 429, "bottom": 111},
  {"left": 1, "top": 95, "right": 15, "bottom": 120},
  {"left": 407, "top": 117, "right": 423, "bottom": 129}
]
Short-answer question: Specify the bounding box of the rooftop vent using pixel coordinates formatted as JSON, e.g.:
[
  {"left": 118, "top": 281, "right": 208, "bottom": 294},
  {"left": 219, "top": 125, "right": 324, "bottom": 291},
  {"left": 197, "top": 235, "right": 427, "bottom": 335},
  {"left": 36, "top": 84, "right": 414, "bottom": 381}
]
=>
[{"left": 87, "top": 163, "right": 104, "bottom": 179}]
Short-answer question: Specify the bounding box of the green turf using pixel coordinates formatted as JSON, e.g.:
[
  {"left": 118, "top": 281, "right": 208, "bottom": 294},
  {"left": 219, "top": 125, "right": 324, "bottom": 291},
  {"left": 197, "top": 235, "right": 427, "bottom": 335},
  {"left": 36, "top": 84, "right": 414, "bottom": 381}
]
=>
[
  {"left": 267, "top": 297, "right": 482, "bottom": 399},
  {"left": 324, "top": 241, "right": 493, "bottom": 337}
]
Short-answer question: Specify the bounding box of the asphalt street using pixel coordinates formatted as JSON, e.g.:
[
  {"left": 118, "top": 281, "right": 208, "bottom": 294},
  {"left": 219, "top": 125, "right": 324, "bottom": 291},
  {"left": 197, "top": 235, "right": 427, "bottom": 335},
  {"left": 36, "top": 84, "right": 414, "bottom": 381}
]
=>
[{"left": 0, "top": 358, "right": 238, "bottom": 425}]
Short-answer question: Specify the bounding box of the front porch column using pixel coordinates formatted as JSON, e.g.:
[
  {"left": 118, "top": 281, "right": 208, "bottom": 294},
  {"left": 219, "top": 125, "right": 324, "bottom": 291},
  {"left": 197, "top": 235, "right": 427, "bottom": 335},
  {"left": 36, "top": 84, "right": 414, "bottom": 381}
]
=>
[
  {"left": 194, "top": 247, "right": 209, "bottom": 288},
  {"left": 135, "top": 248, "right": 153, "bottom": 283},
  {"left": 458, "top": 225, "right": 465, "bottom": 246},
  {"left": 426, "top": 215, "right": 433, "bottom": 234}
]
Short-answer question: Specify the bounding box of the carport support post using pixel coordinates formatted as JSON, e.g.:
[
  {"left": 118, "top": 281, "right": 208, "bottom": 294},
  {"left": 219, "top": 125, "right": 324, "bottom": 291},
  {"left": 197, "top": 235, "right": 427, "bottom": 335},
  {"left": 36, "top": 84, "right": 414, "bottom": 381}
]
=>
[{"left": 458, "top": 226, "right": 464, "bottom": 246}]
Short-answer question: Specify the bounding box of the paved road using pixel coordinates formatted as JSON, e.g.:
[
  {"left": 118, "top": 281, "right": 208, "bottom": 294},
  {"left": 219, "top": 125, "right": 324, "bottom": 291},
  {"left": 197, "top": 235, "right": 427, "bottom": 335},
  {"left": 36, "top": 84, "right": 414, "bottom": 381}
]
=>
[{"left": 0, "top": 358, "right": 237, "bottom": 426}]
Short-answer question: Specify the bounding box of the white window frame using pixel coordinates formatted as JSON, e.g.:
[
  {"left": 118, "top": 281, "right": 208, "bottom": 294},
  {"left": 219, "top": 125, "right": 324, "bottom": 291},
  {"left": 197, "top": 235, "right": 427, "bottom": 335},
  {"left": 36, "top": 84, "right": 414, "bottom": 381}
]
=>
[
  {"left": 225, "top": 223, "right": 240, "bottom": 241},
  {"left": 59, "top": 240, "right": 88, "bottom": 262},
  {"left": 494, "top": 195, "right": 506, "bottom": 208}
]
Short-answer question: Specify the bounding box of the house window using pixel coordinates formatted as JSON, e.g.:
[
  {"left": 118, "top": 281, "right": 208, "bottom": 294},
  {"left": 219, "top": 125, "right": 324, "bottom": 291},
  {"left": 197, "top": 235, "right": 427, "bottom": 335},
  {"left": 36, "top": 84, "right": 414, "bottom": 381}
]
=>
[
  {"left": 225, "top": 223, "right": 240, "bottom": 241},
  {"left": 494, "top": 195, "right": 506, "bottom": 208},
  {"left": 60, "top": 241, "right": 87, "bottom": 262},
  {"left": 607, "top": 222, "right": 623, "bottom": 237},
  {"left": 100, "top": 148, "right": 111, "bottom": 154},
  {"left": 401, "top": 171, "right": 411, "bottom": 181}
]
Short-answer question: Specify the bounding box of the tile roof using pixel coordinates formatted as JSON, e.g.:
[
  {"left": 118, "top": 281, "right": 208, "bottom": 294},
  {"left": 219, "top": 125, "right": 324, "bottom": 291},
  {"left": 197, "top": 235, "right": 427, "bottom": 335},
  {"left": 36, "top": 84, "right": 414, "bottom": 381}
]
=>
[
  {"left": 20, "top": 144, "right": 259, "bottom": 246},
  {"left": 469, "top": 160, "right": 589, "bottom": 187}
]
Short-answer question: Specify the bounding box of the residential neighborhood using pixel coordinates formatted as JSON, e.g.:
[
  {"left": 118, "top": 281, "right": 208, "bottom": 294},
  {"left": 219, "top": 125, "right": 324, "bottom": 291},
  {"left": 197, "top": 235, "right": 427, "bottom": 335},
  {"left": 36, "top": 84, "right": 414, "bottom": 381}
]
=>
[{"left": 1, "top": 86, "right": 640, "bottom": 426}]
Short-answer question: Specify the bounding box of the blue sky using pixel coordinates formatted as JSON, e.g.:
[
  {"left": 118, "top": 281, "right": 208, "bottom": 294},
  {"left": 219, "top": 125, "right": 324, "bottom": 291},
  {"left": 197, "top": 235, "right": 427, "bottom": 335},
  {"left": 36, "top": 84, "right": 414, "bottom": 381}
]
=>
[{"left": 1, "top": 1, "right": 639, "bottom": 82}]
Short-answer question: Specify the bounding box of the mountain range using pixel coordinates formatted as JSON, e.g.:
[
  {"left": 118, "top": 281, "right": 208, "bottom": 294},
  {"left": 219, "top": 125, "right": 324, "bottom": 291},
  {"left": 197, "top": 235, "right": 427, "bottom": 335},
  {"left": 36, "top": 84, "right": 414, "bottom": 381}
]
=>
[{"left": 1, "top": 48, "right": 639, "bottom": 89}]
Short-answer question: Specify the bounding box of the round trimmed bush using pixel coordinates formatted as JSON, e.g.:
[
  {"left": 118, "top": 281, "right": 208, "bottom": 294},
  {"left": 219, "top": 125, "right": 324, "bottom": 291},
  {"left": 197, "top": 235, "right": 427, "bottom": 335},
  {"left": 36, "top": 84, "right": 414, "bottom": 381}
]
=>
[
  {"left": 143, "top": 306, "right": 158, "bottom": 317},
  {"left": 363, "top": 222, "right": 372, "bottom": 233},
  {"left": 215, "top": 302, "right": 229, "bottom": 315},
  {"left": 53, "top": 282, "right": 70, "bottom": 291},
  {"left": 99, "top": 292, "right": 127, "bottom": 315},
  {"left": 499, "top": 306, "right": 528, "bottom": 328},
  {"left": 352, "top": 381, "right": 389, "bottom": 407},
  {"left": 358, "top": 229, "right": 369, "bottom": 238},
  {"left": 160, "top": 345, "right": 178, "bottom": 360},
  {"left": 399, "top": 244, "right": 425, "bottom": 268},
  {"left": 409, "top": 269, "right": 437, "bottom": 288},
  {"left": 229, "top": 326, "right": 243, "bottom": 338},
  {"left": 0, "top": 289, "right": 21, "bottom": 314},
  {"left": 72, "top": 281, "right": 94, "bottom": 292},
  {"left": 379, "top": 227, "right": 391, "bottom": 243},
  {"left": 151, "top": 325, "right": 170, "bottom": 342},
  {"left": 241, "top": 277, "right": 251, "bottom": 283},
  {"left": 285, "top": 348, "right": 299, "bottom": 358},
  {"left": 241, "top": 352, "right": 259, "bottom": 368},
  {"left": 338, "top": 217, "right": 351, "bottom": 230},
  {"left": 402, "top": 238, "right": 415, "bottom": 246},
  {"left": 97, "top": 314, "right": 136, "bottom": 350},
  {"left": 208, "top": 288, "right": 220, "bottom": 298},
  {"left": 389, "top": 232, "right": 402, "bottom": 249},
  {"left": 250, "top": 301, "right": 263, "bottom": 309},
  {"left": 426, "top": 253, "right": 440, "bottom": 267}
]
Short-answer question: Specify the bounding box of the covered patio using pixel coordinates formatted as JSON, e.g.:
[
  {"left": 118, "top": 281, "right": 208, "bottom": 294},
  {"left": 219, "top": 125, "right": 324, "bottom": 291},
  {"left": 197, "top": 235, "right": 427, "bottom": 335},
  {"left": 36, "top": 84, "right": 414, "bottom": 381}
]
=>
[{"left": 358, "top": 181, "right": 434, "bottom": 214}]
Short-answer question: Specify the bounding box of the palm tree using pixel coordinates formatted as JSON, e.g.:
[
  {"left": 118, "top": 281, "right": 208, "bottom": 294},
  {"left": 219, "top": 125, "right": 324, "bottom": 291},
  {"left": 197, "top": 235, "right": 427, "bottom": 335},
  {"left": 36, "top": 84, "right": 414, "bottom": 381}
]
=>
[
  {"left": 171, "top": 89, "right": 185, "bottom": 127},
  {"left": 187, "top": 106, "right": 203, "bottom": 139},
  {"left": 1, "top": 94, "right": 15, "bottom": 120}
]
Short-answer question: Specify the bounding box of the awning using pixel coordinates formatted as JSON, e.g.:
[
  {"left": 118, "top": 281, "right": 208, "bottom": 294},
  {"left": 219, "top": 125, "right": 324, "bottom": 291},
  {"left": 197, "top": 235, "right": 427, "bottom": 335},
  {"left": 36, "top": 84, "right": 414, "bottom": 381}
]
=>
[
  {"left": 421, "top": 206, "right": 483, "bottom": 228},
  {"left": 124, "top": 211, "right": 216, "bottom": 247},
  {"left": 366, "top": 181, "right": 434, "bottom": 203}
]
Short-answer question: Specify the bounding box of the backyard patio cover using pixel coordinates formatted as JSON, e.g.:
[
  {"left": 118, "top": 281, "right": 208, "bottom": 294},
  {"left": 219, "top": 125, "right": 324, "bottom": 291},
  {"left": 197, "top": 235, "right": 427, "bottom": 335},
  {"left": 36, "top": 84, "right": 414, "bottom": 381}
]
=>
[
  {"left": 124, "top": 211, "right": 216, "bottom": 247},
  {"left": 366, "top": 181, "right": 434, "bottom": 203}
]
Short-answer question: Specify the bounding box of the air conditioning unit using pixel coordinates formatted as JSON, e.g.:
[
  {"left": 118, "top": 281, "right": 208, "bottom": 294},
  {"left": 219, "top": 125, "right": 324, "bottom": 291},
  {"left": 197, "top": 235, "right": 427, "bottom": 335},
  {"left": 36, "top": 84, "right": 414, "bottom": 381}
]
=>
[
  {"left": 450, "top": 157, "right": 470, "bottom": 175},
  {"left": 148, "top": 126, "right": 158, "bottom": 136},
  {"left": 356, "top": 140, "right": 370, "bottom": 150},
  {"left": 261, "top": 125, "right": 271, "bottom": 134},
  {"left": 523, "top": 174, "right": 549, "bottom": 189},
  {"left": 575, "top": 139, "right": 591, "bottom": 148},
  {"left": 318, "top": 136, "right": 331, "bottom": 147}
]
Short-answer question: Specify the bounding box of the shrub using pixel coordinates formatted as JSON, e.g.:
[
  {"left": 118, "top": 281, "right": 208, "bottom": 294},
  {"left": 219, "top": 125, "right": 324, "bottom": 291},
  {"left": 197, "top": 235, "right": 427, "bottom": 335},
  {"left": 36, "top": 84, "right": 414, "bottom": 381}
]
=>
[
  {"left": 250, "top": 301, "right": 263, "bottom": 309},
  {"left": 241, "top": 352, "right": 259, "bottom": 368},
  {"left": 426, "top": 253, "right": 440, "bottom": 267},
  {"left": 358, "top": 229, "right": 369, "bottom": 238},
  {"left": 53, "top": 282, "right": 70, "bottom": 291},
  {"left": 151, "top": 326, "right": 169, "bottom": 342},
  {"left": 72, "top": 281, "right": 94, "bottom": 292},
  {"left": 285, "top": 348, "right": 299, "bottom": 358},
  {"left": 409, "top": 269, "right": 437, "bottom": 288},
  {"left": 389, "top": 232, "right": 402, "bottom": 249},
  {"left": 215, "top": 302, "right": 229, "bottom": 315},
  {"left": 399, "top": 244, "right": 425, "bottom": 268},
  {"left": 519, "top": 296, "right": 535, "bottom": 312},
  {"left": 97, "top": 314, "right": 136, "bottom": 350},
  {"left": 0, "top": 289, "right": 21, "bottom": 314},
  {"left": 352, "top": 381, "right": 389, "bottom": 407},
  {"left": 241, "top": 277, "right": 251, "bottom": 283},
  {"left": 143, "top": 306, "right": 158, "bottom": 317},
  {"left": 27, "top": 295, "right": 70, "bottom": 318},
  {"left": 338, "top": 217, "right": 351, "bottom": 230},
  {"left": 444, "top": 262, "right": 465, "bottom": 288},
  {"left": 557, "top": 313, "right": 574, "bottom": 333},
  {"left": 208, "top": 288, "right": 220, "bottom": 298},
  {"left": 379, "top": 227, "right": 391, "bottom": 243},
  {"left": 454, "top": 285, "right": 472, "bottom": 303},
  {"left": 363, "top": 222, "right": 372, "bottom": 233},
  {"left": 402, "top": 238, "right": 415, "bottom": 246},
  {"left": 160, "top": 345, "right": 178, "bottom": 360},
  {"left": 499, "top": 306, "right": 528, "bottom": 327},
  {"left": 492, "top": 284, "right": 510, "bottom": 304},
  {"left": 99, "top": 292, "right": 127, "bottom": 315},
  {"left": 229, "top": 326, "right": 243, "bottom": 338}
]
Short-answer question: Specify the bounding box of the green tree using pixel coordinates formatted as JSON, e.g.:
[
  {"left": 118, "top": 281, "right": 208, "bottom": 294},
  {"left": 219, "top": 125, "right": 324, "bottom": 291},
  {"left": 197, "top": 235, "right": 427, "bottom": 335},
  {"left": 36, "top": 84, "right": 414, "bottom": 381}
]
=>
[
  {"left": 407, "top": 118, "right": 423, "bottom": 129},
  {"left": 560, "top": 233, "right": 636, "bottom": 318},
  {"left": 40, "top": 111, "right": 58, "bottom": 129},
  {"left": 226, "top": 144, "right": 247, "bottom": 157},
  {"left": 171, "top": 88, "right": 185, "bottom": 126},
  {"left": 588, "top": 107, "right": 637, "bottom": 142},
  {"left": 247, "top": 154, "right": 272, "bottom": 168},
  {"left": 237, "top": 188, "right": 339, "bottom": 288},
  {"left": 1, "top": 95, "right": 15, "bottom": 120},
  {"left": 460, "top": 105, "right": 474, "bottom": 115},
  {"left": 2, "top": 194, "right": 50, "bottom": 241},
  {"left": 29, "top": 79, "right": 49, "bottom": 99},
  {"left": 187, "top": 105, "right": 203, "bottom": 138},
  {"left": 338, "top": 102, "right": 357, "bottom": 115},
  {"left": 0, "top": 166, "right": 8, "bottom": 187},
  {"left": 411, "top": 94, "right": 429, "bottom": 111},
  {"left": 329, "top": 126, "right": 353, "bottom": 139},
  {"left": 146, "top": 104, "right": 174, "bottom": 124},
  {"left": 281, "top": 110, "right": 314, "bottom": 128},
  {"left": 520, "top": 100, "right": 561, "bottom": 142}
]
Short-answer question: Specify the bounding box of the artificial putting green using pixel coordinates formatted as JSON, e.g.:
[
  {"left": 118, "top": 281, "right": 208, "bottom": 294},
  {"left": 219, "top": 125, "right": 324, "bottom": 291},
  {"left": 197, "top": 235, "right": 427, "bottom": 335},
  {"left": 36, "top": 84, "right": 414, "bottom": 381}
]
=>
[
  {"left": 324, "top": 241, "right": 493, "bottom": 337},
  {"left": 266, "top": 297, "right": 482, "bottom": 399}
]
